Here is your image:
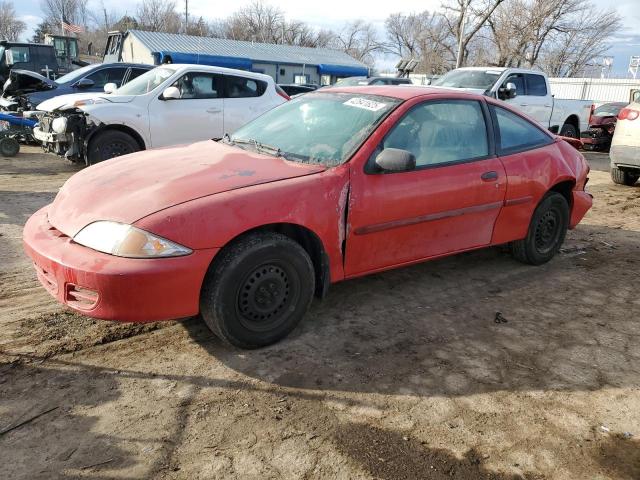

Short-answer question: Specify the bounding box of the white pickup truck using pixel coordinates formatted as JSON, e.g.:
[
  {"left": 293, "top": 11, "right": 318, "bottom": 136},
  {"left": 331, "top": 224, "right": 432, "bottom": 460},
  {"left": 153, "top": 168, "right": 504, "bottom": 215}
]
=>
[{"left": 431, "top": 67, "right": 592, "bottom": 138}]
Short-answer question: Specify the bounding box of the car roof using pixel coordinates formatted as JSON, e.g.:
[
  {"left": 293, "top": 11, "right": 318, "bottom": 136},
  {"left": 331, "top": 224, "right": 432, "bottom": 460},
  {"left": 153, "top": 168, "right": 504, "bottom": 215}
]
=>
[
  {"left": 160, "top": 63, "right": 273, "bottom": 82},
  {"left": 319, "top": 85, "right": 486, "bottom": 101}
]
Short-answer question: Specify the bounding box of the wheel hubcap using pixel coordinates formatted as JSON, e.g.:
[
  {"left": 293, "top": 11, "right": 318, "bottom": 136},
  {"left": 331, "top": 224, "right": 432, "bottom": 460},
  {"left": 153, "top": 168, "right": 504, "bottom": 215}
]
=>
[
  {"left": 102, "top": 142, "right": 133, "bottom": 159},
  {"left": 534, "top": 210, "right": 559, "bottom": 253},
  {"left": 238, "top": 265, "right": 291, "bottom": 330}
]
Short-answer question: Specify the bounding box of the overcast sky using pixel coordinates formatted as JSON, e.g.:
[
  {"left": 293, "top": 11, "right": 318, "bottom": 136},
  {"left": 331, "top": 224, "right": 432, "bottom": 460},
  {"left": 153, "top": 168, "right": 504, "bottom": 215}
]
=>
[{"left": 13, "top": 0, "right": 640, "bottom": 75}]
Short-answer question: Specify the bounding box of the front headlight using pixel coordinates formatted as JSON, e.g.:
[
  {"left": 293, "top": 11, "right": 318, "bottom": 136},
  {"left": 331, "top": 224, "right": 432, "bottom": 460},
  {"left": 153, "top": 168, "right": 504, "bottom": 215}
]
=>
[
  {"left": 73, "top": 221, "right": 192, "bottom": 258},
  {"left": 71, "top": 98, "right": 108, "bottom": 108},
  {"left": 51, "top": 117, "right": 68, "bottom": 133}
]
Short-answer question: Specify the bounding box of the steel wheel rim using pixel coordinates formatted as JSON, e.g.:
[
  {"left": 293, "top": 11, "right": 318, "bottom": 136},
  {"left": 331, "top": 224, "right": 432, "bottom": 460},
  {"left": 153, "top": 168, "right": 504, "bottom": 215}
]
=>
[
  {"left": 534, "top": 209, "right": 561, "bottom": 254},
  {"left": 236, "top": 262, "right": 297, "bottom": 332},
  {"left": 102, "top": 141, "right": 133, "bottom": 159}
]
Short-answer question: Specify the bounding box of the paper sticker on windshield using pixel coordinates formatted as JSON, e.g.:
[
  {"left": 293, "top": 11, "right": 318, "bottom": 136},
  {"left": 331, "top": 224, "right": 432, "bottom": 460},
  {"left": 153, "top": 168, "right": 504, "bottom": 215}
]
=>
[
  {"left": 485, "top": 70, "right": 503, "bottom": 75},
  {"left": 344, "top": 97, "right": 387, "bottom": 112}
]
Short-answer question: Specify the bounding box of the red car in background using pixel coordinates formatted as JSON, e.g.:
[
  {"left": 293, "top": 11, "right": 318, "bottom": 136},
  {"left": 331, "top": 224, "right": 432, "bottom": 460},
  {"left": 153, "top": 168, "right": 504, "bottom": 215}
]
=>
[
  {"left": 581, "top": 102, "right": 628, "bottom": 152},
  {"left": 23, "top": 86, "right": 592, "bottom": 348}
]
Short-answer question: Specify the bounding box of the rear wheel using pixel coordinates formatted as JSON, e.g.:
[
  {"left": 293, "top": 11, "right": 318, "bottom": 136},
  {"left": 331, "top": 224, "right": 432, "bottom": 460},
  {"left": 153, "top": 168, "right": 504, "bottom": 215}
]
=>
[
  {"left": 611, "top": 166, "right": 639, "bottom": 186},
  {"left": 512, "top": 192, "right": 569, "bottom": 265},
  {"left": 200, "top": 232, "right": 315, "bottom": 349},
  {"left": 0, "top": 137, "right": 20, "bottom": 157},
  {"left": 559, "top": 123, "right": 578, "bottom": 138},
  {"left": 86, "top": 130, "right": 140, "bottom": 165}
]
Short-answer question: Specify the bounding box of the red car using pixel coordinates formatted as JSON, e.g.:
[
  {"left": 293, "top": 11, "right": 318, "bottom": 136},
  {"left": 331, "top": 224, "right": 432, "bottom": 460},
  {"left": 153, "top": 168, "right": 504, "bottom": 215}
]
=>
[{"left": 23, "top": 86, "right": 592, "bottom": 348}]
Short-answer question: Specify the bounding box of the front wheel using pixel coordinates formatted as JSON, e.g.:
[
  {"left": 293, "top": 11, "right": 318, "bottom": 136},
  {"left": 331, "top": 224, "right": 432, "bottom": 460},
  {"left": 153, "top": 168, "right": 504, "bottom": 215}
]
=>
[
  {"left": 511, "top": 192, "right": 569, "bottom": 265},
  {"left": 0, "top": 137, "right": 20, "bottom": 157},
  {"left": 200, "top": 232, "right": 315, "bottom": 349},
  {"left": 611, "top": 166, "right": 639, "bottom": 186},
  {"left": 86, "top": 130, "right": 140, "bottom": 165}
]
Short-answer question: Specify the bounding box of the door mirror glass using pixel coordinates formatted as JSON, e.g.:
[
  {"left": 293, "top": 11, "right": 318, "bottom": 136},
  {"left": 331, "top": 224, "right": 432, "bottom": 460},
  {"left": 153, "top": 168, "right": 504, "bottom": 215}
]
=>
[
  {"left": 161, "top": 86, "right": 181, "bottom": 100},
  {"left": 375, "top": 148, "right": 416, "bottom": 172},
  {"left": 103, "top": 82, "right": 117, "bottom": 94},
  {"left": 76, "top": 78, "right": 95, "bottom": 89},
  {"left": 499, "top": 81, "right": 517, "bottom": 100}
]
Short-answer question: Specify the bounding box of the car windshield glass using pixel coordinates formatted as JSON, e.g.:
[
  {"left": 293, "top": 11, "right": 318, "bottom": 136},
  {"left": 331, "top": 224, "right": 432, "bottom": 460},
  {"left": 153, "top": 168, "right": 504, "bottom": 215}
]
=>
[
  {"left": 593, "top": 104, "right": 625, "bottom": 117},
  {"left": 334, "top": 77, "right": 368, "bottom": 87},
  {"left": 229, "top": 92, "right": 400, "bottom": 167},
  {"left": 115, "top": 67, "right": 174, "bottom": 95},
  {"left": 55, "top": 64, "right": 97, "bottom": 84},
  {"left": 432, "top": 70, "right": 501, "bottom": 89}
]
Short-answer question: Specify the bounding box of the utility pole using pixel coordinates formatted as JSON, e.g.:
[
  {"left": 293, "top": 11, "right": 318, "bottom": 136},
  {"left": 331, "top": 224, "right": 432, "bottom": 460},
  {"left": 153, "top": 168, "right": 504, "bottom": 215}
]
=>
[
  {"left": 184, "top": 0, "right": 188, "bottom": 34},
  {"left": 455, "top": 6, "right": 467, "bottom": 69}
]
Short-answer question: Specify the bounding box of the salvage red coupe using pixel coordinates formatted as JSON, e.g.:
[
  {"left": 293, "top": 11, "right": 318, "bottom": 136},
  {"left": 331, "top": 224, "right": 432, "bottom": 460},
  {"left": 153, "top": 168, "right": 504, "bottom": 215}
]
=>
[{"left": 24, "top": 86, "right": 592, "bottom": 348}]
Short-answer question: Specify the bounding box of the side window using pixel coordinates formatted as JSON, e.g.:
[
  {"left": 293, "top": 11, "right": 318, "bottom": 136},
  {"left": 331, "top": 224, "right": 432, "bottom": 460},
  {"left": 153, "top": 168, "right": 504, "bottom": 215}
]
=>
[
  {"left": 171, "top": 73, "right": 222, "bottom": 99},
  {"left": 7, "top": 46, "right": 30, "bottom": 64},
  {"left": 492, "top": 105, "right": 552, "bottom": 153},
  {"left": 127, "top": 68, "right": 148, "bottom": 82},
  {"left": 504, "top": 74, "right": 524, "bottom": 95},
  {"left": 525, "top": 74, "right": 547, "bottom": 96},
  {"left": 381, "top": 100, "right": 489, "bottom": 168},
  {"left": 370, "top": 79, "right": 386, "bottom": 85},
  {"left": 225, "top": 76, "right": 267, "bottom": 98},
  {"left": 84, "top": 69, "right": 109, "bottom": 88},
  {"left": 107, "top": 67, "right": 128, "bottom": 87}
]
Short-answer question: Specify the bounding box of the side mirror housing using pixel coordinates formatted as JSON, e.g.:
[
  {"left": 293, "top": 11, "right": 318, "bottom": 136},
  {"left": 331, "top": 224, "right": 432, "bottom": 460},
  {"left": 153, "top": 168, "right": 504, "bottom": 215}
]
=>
[
  {"left": 160, "top": 86, "right": 180, "bottom": 100},
  {"left": 103, "top": 82, "right": 117, "bottom": 94},
  {"left": 375, "top": 148, "right": 416, "bottom": 173},
  {"left": 499, "top": 81, "right": 517, "bottom": 100},
  {"left": 76, "top": 78, "right": 95, "bottom": 89}
]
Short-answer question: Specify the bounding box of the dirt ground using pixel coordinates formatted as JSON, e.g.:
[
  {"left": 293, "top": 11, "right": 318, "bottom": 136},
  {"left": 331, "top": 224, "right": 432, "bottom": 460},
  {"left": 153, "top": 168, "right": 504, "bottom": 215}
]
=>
[{"left": 1, "top": 146, "right": 640, "bottom": 480}]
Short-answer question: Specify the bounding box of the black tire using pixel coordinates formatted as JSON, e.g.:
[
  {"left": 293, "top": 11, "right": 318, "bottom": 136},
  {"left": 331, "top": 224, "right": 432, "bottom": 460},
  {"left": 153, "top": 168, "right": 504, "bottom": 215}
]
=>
[
  {"left": 611, "top": 166, "right": 639, "bottom": 186},
  {"left": 559, "top": 123, "right": 578, "bottom": 138},
  {"left": 86, "top": 130, "right": 140, "bottom": 165},
  {"left": 200, "top": 232, "right": 315, "bottom": 349},
  {"left": 0, "top": 137, "right": 20, "bottom": 157},
  {"left": 511, "top": 192, "right": 569, "bottom": 265}
]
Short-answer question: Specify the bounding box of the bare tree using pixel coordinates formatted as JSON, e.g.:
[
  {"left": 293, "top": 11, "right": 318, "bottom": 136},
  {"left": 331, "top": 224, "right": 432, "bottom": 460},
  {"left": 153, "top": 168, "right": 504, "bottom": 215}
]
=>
[
  {"left": 442, "top": 0, "right": 506, "bottom": 68},
  {"left": 0, "top": 1, "right": 26, "bottom": 41},
  {"left": 136, "top": 0, "right": 181, "bottom": 33},
  {"left": 385, "top": 11, "right": 454, "bottom": 74},
  {"left": 331, "top": 20, "right": 382, "bottom": 66},
  {"left": 40, "top": 0, "right": 88, "bottom": 25}
]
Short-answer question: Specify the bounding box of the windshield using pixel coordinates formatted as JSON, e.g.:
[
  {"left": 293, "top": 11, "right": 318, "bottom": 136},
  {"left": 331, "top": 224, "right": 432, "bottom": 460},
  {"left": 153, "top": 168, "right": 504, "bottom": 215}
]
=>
[
  {"left": 432, "top": 69, "right": 501, "bottom": 90},
  {"left": 230, "top": 92, "right": 400, "bottom": 167},
  {"left": 115, "top": 67, "right": 174, "bottom": 95},
  {"left": 593, "top": 103, "right": 626, "bottom": 117},
  {"left": 56, "top": 64, "right": 98, "bottom": 84},
  {"left": 334, "top": 77, "right": 369, "bottom": 87},
  {"left": 0, "top": 46, "right": 4, "bottom": 66}
]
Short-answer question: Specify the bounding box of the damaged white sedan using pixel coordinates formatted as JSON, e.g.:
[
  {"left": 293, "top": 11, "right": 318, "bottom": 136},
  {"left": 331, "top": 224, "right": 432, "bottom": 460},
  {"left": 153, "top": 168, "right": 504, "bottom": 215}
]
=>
[{"left": 32, "top": 64, "right": 289, "bottom": 164}]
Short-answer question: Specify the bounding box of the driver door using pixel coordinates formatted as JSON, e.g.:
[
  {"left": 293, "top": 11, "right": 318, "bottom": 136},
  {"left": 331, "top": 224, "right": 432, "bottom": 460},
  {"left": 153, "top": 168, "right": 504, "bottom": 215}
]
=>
[
  {"left": 147, "top": 71, "right": 225, "bottom": 147},
  {"left": 345, "top": 99, "right": 506, "bottom": 276}
]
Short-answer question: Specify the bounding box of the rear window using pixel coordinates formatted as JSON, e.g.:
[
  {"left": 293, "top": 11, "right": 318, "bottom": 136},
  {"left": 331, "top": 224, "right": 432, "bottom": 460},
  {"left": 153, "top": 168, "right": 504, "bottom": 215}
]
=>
[
  {"left": 525, "top": 74, "right": 547, "bottom": 96},
  {"left": 225, "top": 76, "right": 266, "bottom": 98}
]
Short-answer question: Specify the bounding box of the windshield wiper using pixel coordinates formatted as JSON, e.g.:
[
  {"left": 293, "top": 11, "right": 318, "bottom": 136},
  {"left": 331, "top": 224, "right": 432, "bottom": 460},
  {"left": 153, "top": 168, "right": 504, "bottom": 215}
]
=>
[{"left": 227, "top": 136, "right": 282, "bottom": 158}]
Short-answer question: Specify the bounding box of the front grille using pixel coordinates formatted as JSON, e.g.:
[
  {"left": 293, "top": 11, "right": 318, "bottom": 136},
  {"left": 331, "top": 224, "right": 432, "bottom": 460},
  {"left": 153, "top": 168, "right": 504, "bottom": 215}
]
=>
[
  {"left": 65, "top": 284, "right": 99, "bottom": 310},
  {"left": 34, "top": 263, "right": 58, "bottom": 295}
]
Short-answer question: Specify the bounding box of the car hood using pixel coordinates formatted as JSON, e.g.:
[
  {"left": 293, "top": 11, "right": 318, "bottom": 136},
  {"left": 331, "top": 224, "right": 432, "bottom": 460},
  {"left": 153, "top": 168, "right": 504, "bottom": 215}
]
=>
[
  {"left": 48, "top": 140, "right": 326, "bottom": 237},
  {"left": 1, "top": 70, "right": 57, "bottom": 97},
  {"left": 36, "top": 93, "right": 136, "bottom": 112}
]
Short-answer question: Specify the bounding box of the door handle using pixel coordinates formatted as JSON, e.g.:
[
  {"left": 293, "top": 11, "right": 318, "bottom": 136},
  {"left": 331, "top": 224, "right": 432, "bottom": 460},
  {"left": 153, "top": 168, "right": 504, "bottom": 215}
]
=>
[
  {"left": 206, "top": 108, "right": 222, "bottom": 114},
  {"left": 519, "top": 103, "right": 529, "bottom": 107},
  {"left": 481, "top": 171, "right": 498, "bottom": 182}
]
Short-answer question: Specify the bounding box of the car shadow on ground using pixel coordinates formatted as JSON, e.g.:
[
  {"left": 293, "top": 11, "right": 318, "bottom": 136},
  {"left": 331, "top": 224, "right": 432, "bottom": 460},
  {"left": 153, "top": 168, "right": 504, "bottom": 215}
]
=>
[{"left": 185, "top": 225, "right": 640, "bottom": 399}]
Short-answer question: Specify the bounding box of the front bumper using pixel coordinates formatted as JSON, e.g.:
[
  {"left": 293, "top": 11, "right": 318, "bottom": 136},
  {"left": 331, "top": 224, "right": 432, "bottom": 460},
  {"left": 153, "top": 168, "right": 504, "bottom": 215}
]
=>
[{"left": 23, "top": 207, "right": 218, "bottom": 322}]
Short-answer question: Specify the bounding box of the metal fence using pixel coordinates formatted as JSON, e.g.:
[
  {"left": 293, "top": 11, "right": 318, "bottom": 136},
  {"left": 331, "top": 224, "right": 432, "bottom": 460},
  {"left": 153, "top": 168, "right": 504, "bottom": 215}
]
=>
[{"left": 547, "top": 78, "right": 640, "bottom": 103}]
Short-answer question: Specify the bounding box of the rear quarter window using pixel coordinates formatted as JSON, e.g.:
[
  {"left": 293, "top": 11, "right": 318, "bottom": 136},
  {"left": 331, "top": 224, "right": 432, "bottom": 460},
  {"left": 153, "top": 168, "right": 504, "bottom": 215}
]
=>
[
  {"left": 492, "top": 105, "right": 553, "bottom": 154},
  {"left": 225, "top": 76, "right": 267, "bottom": 98}
]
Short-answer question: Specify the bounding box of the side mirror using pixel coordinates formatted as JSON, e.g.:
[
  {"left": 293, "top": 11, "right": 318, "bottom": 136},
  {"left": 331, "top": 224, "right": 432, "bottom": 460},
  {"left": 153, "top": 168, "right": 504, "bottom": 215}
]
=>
[
  {"left": 103, "top": 82, "right": 117, "bottom": 94},
  {"left": 499, "top": 82, "right": 517, "bottom": 100},
  {"left": 375, "top": 148, "right": 416, "bottom": 173},
  {"left": 160, "top": 86, "right": 180, "bottom": 100},
  {"left": 76, "top": 78, "right": 95, "bottom": 89}
]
